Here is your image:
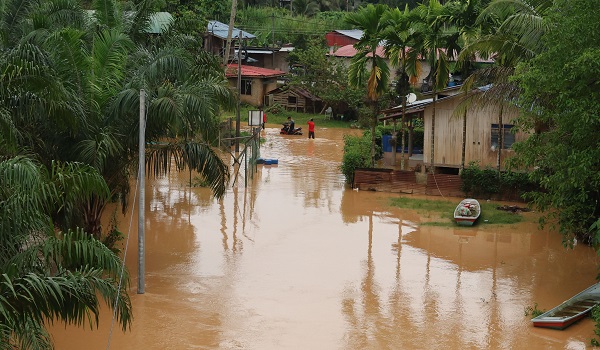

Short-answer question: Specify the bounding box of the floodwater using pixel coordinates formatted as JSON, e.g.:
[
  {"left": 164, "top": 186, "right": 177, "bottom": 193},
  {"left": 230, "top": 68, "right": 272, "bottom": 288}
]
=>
[{"left": 51, "top": 126, "right": 600, "bottom": 350}]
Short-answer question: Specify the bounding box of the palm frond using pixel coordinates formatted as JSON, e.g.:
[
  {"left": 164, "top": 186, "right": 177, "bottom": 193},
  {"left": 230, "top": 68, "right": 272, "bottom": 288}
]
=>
[{"left": 146, "top": 140, "right": 229, "bottom": 198}]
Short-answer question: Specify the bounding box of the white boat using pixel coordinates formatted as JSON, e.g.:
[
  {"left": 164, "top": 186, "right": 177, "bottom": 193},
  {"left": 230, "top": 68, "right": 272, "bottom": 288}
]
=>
[
  {"left": 453, "top": 198, "right": 481, "bottom": 226},
  {"left": 531, "top": 283, "right": 600, "bottom": 330}
]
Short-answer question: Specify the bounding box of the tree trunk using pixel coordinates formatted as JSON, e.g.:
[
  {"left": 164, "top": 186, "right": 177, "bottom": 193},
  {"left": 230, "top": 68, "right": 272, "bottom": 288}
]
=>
[
  {"left": 460, "top": 109, "right": 467, "bottom": 173},
  {"left": 223, "top": 0, "right": 238, "bottom": 65},
  {"left": 430, "top": 85, "right": 436, "bottom": 174},
  {"left": 370, "top": 103, "right": 377, "bottom": 167},
  {"left": 400, "top": 95, "right": 406, "bottom": 170},
  {"left": 497, "top": 106, "right": 504, "bottom": 173}
]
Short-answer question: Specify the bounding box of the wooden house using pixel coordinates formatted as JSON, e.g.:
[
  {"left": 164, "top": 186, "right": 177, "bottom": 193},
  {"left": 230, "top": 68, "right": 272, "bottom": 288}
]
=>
[
  {"left": 325, "top": 29, "right": 363, "bottom": 49},
  {"left": 225, "top": 64, "right": 285, "bottom": 107},
  {"left": 205, "top": 20, "right": 256, "bottom": 59},
  {"left": 266, "top": 86, "right": 322, "bottom": 113},
  {"left": 381, "top": 86, "right": 527, "bottom": 173}
]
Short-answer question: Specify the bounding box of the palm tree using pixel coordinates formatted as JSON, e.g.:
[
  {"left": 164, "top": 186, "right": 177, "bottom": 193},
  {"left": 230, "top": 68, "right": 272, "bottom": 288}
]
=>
[
  {"left": 382, "top": 5, "right": 417, "bottom": 170},
  {"left": 0, "top": 156, "right": 132, "bottom": 349},
  {"left": 346, "top": 4, "right": 390, "bottom": 167},
  {"left": 455, "top": 0, "right": 552, "bottom": 171},
  {"left": 0, "top": 0, "right": 234, "bottom": 240},
  {"left": 411, "top": 0, "right": 460, "bottom": 174}
]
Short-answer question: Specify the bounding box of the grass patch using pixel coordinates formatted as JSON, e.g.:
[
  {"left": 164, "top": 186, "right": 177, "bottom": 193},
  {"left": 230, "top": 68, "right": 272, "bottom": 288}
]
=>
[{"left": 390, "top": 197, "right": 526, "bottom": 226}]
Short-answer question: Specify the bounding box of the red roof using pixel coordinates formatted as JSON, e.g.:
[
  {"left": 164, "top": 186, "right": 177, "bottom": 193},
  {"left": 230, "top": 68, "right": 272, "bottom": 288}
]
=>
[
  {"left": 225, "top": 64, "right": 285, "bottom": 78},
  {"left": 331, "top": 44, "right": 386, "bottom": 58}
]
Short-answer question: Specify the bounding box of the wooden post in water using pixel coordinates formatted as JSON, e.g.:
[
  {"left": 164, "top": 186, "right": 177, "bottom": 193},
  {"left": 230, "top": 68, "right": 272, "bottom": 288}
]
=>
[{"left": 138, "top": 90, "right": 146, "bottom": 294}]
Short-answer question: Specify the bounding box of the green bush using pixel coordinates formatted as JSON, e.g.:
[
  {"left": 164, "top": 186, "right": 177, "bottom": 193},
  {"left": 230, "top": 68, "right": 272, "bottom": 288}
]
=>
[
  {"left": 460, "top": 162, "right": 538, "bottom": 199},
  {"left": 341, "top": 134, "right": 371, "bottom": 184}
]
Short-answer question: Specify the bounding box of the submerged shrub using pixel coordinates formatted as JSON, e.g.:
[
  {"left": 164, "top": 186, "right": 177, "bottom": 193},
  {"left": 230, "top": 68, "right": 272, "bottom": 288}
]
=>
[{"left": 341, "top": 134, "right": 370, "bottom": 184}]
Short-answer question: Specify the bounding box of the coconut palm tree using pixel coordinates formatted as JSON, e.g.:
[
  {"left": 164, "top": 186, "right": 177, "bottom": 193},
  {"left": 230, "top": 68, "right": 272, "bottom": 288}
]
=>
[
  {"left": 346, "top": 4, "right": 390, "bottom": 167},
  {"left": 0, "top": 0, "right": 234, "bottom": 240},
  {"left": 0, "top": 156, "right": 132, "bottom": 349},
  {"left": 411, "top": 0, "right": 460, "bottom": 174},
  {"left": 455, "top": 0, "right": 552, "bottom": 171},
  {"left": 382, "top": 5, "right": 417, "bottom": 169}
]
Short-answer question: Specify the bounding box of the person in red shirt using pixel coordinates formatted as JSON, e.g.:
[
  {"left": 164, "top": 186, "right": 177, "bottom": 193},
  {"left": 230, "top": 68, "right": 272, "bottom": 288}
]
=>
[
  {"left": 307, "top": 118, "right": 315, "bottom": 139},
  {"left": 262, "top": 111, "right": 267, "bottom": 129}
]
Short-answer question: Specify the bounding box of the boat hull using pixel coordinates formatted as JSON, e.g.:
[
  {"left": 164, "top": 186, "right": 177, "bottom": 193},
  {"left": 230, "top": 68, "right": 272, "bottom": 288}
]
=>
[
  {"left": 455, "top": 218, "right": 477, "bottom": 226},
  {"left": 532, "top": 313, "right": 588, "bottom": 330},
  {"left": 454, "top": 199, "right": 481, "bottom": 226},
  {"left": 531, "top": 283, "right": 600, "bottom": 330}
]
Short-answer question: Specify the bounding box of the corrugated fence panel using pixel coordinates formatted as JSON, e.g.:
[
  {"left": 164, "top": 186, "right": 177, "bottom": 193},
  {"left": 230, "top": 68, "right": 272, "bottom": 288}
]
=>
[
  {"left": 353, "top": 168, "right": 392, "bottom": 191},
  {"left": 354, "top": 169, "right": 452, "bottom": 195},
  {"left": 425, "top": 174, "right": 463, "bottom": 197}
]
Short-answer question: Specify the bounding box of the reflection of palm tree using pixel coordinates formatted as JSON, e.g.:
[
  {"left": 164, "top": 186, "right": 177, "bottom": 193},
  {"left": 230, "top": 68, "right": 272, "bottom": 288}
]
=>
[{"left": 341, "top": 212, "right": 382, "bottom": 348}]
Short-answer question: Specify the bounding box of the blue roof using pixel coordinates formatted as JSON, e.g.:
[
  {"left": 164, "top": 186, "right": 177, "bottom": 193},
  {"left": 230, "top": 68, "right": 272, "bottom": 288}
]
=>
[{"left": 207, "top": 20, "right": 256, "bottom": 40}]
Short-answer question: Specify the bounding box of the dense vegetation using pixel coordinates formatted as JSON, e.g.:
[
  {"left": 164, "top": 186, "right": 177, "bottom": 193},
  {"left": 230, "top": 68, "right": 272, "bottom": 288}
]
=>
[
  {"left": 0, "top": 0, "right": 233, "bottom": 347},
  {"left": 2, "top": 0, "right": 600, "bottom": 347}
]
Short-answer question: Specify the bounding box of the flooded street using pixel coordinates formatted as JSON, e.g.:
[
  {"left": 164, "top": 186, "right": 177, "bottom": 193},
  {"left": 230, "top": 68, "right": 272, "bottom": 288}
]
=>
[{"left": 51, "top": 126, "right": 600, "bottom": 349}]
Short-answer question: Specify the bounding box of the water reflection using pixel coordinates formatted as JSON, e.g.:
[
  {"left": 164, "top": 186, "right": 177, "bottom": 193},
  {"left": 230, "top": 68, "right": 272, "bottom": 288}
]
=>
[{"left": 50, "top": 127, "right": 598, "bottom": 350}]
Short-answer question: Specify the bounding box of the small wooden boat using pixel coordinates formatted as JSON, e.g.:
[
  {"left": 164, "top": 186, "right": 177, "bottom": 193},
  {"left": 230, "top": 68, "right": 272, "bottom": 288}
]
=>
[
  {"left": 531, "top": 283, "right": 600, "bottom": 330},
  {"left": 454, "top": 198, "right": 481, "bottom": 226}
]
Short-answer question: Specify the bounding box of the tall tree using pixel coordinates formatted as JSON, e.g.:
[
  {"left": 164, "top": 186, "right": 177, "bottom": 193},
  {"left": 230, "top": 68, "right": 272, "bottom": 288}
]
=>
[
  {"left": 0, "top": 157, "right": 132, "bottom": 349},
  {"left": 411, "top": 0, "right": 460, "bottom": 173},
  {"left": 456, "top": 0, "right": 552, "bottom": 171},
  {"left": 0, "top": 0, "right": 233, "bottom": 240},
  {"left": 512, "top": 0, "right": 600, "bottom": 245},
  {"left": 382, "top": 5, "right": 416, "bottom": 169},
  {"left": 346, "top": 4, "right": 390, "bottom": 167}
]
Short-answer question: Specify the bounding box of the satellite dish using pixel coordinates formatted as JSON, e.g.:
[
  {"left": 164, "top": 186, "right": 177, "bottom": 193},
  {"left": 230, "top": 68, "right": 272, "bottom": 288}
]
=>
[{"left": 406, "top": 93, "right": 417, "bottom": 104}]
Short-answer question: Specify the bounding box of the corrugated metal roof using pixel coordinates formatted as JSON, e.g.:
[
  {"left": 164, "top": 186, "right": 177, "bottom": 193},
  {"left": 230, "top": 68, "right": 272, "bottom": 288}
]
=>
[
  {"left": 207, "top": 20, "right": 256, "bottom": 40},
  {"left": 335, "top": 29, "right": 363, "bottom": 40},
  {"left": 225, "top": 64, "right": 285, "bottom": 78}
]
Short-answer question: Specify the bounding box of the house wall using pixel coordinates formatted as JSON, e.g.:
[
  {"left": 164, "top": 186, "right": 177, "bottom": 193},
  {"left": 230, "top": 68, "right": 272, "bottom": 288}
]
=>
[
  {"left": 271, "top": 91, "right": 306, "bottom": 112},
  {"left": 422, "top": 97, "right": 526, "bottom": 171},
  {"left": 251, "top": 52, "right": 290, "bottom": 73},
  {"left": 229, "top": 77, "right": 280, "bottom": 107},
  {"left": 325, "top": 32, "right": 358, "bottom": 48}
]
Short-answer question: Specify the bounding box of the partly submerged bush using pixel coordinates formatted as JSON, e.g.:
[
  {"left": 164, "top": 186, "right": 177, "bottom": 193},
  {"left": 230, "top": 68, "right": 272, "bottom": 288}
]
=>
[{"left": 341, "top": 134, "right": 371, "bottom": 184}]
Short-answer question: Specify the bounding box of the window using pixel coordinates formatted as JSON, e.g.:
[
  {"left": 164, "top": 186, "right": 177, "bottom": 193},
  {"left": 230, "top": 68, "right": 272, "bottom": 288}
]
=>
[
  {"left": 241, "top": 79, "right": 252, "bottom": 95},
  {"left": 491, "top": 124, "right": 515, "bottom": 149},
  {"left": 287, "top": 96, "right": 297, "bottom": 104}
]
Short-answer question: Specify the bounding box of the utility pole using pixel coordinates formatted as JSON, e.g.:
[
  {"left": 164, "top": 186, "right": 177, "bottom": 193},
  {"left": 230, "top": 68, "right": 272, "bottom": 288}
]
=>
[
  {"left": 138, "top": 90, "right": 146, "bottom": 294},
  {"left": 272, "top": 13, "right": 276, "bottom": 67},
  {"left": 223, "top": 0, "right": 238, "bottom": 65}
]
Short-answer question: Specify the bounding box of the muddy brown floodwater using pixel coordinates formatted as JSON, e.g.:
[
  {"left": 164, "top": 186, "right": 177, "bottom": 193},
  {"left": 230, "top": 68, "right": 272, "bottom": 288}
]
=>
[{"left": 51, "top": 126, "right": 600, "bottom": 350}]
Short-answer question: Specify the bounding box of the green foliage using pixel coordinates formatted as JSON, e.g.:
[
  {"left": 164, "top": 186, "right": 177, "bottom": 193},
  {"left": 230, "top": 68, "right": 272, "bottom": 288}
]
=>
[
  {"left": 524, "top": 303, "right": 545, "bottom": 318},
  {"left": 341, "top": 134, "right": 371, "bottom": 184},
  {"left": 287, "top": 37, "right": 366, "bottom": 116},
  {"left": 592, "top": 305, "right": 600, "bottom": 346},
  {"left": 512, "top": 0, "right": 600, "bottom": 245},
  {"left": 236, "top": 7, "right": 348, "bottom": 48},
  {"left": 390, "top": 196, "right": 524, "bottom": 226},
  {"left": 460, "top": 162, "right": 536, "bottom": 199},
  {"left": 265, "top": 103, "right": 285, "bottom": 115},
  {"left": 0, "top": 157, "right": 131, "bottom": 348}
]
